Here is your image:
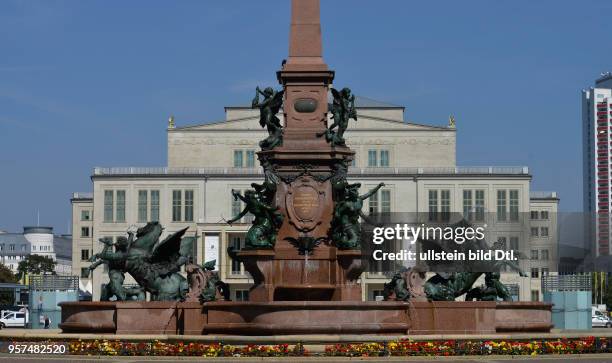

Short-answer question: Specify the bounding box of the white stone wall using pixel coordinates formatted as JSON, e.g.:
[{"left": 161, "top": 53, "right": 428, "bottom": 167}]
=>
[
  {"left": 168, "top": 106, "right": 456, "bottom": 169},
  {"left": 71, "top": 198, "right": 94, "bottom": 292}
]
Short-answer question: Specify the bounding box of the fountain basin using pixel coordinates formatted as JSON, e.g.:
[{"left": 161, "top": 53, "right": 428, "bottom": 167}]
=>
[{"left": 59, "top": 300, "right": 552, "bottom": 335}]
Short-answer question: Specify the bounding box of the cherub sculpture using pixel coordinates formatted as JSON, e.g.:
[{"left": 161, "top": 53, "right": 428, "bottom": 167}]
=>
[
  {"left": 424, "top": 272, "right": 485, "bottom": 301},
  {"left": 318, "top": 87, "right": 357, "bottom": 147},
  {"left": 88, "top": 222, "right": 193, "bottom": 301},
  {"left": 250, "top": 157, "right": 279, "bottom": 204},
  {"left": 331, "top": 182, "right": 385, "bottom": 249},
  {"left": 330, "top": 160, "right": 350, "bottom": 201},
  {"left": 465, "top": 272, "right": 512, "bottom": 302},
  {"left": 227, "top": 189, "right": 283, "bottom": 249},
  {"left": 88, "top": 236, "right": 144, "bottom": 301},
  {"left": 252, "top": 86, "right": 284, "bottom": 150}
]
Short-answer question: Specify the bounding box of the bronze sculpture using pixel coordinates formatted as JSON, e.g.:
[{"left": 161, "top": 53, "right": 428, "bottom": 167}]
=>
[
  {"left": 331, "top": 182, "right": 384, "bottom": 249},
  {"left": 88, "top": 222, "right": 193, "bottom": 301},
  {"left": 252, "top": 86, "right": 284, "bottom": 150},
  {"left": 250, "top": 157, "right": 279, "bottom": 204},
  {"left": 88, "top": 236, "right": 145, "bottom": 301},
  {"left": 227, "top": 189, "right": 283, "bottom": 249},
  {"left": 465, "top": 272, "right": 512, "bottom": 302},
  {"left": 423, "top": 272, "right": 485, "bottom": 301},
  {"left": 318, "top": 87, "right": 357, "bottom": 147}
]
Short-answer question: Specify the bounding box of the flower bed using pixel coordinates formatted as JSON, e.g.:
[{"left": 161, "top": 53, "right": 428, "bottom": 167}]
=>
[
  {"left": 1, "top": 337, "right": 610, "bottom": 357},
  {"left": 68, "top": 340, "right": 305, "bottom": 357},
  {"left": 326, "top": 337, "right": 611, "bottom": 357}
]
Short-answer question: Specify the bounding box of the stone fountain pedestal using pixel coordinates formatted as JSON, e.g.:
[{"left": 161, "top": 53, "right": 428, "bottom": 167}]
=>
[
  {"left": 238, "top": 248, "right": 363, "bottom": 302},
  {"left": 59, "top": 0, "right": 554, "bottom": 337},
  {"left": 59, "top": 300, "right": 552, "bottom": 335}
]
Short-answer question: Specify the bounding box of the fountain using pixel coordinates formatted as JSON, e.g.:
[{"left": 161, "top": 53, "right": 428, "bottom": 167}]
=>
[{"left": 59, "top": 0, "right": 552, "bottom": 335}]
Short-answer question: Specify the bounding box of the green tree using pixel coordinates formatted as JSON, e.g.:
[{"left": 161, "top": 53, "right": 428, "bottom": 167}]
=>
[
  {"left": 16, "top": 254, "right": 56, "bottom": 279},
  {"left": 0, "top": 263, "right": 17, "bottom": 283}
]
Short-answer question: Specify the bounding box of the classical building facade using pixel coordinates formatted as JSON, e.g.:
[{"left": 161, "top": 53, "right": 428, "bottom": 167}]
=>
[
  {"left": 70, "top": 193, "right": 94, "bottom": 294},
  {"left": 72, "top": 97, "right": 558, "bottom": 301}
]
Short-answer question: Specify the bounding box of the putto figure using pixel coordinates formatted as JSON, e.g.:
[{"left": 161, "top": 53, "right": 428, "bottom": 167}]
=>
[
  {"left": 318, "top": 87, "right": 357, "bottom": 147},
  {"left": 252, "top": 86, "right": 284, "bottom": 150},
  {"left": 88, "top": 236, "right": 145, "bottom": 301},
  {"left": 88, "top": 222, "right": 193, "bottom": 301},
  {"left": 465, "top": 272, "right": 512, "bottom": 302},
  {"left": 331, "top": 182, "right": 384, "bottom": 249},
  {"left": 227, "top": 189, "right": 284, "bottom": 249}
]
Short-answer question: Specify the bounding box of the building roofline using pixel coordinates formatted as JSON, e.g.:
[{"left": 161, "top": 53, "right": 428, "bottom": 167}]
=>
[
  {"left": 70, "top": 192, "right": 93, "bottom": 202},
  {"left": 596, "top": 72, "right": 612, "bottom": 85},
  {"left": 91, "top": 166, "right": 530, "bottom": 179},
  {"left": 529, "top": 191, "right": 559, "bottom": 201},
  {"left": 171, "top": 115, "right": 452, "bottom": 132}
]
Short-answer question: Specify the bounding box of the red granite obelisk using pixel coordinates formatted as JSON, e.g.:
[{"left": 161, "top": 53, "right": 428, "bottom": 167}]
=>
[
  {"left": 239, "top": 0, "right": 360, "bottom": 302},
  {"left": 276, "top": 0, "right": 334, "bottom": 148}
]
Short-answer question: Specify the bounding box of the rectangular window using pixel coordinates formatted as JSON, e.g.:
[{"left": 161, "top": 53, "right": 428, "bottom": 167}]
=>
[
  {"left": 509, "top": 190, "right": 519, "bottom": 221},
  {"left": 81, "top": 210, "right": 90, "bottom": 221},
  {"left": 138, "top": 190, "right": 148, "bottom": 223},
  {"left": 150, "top": 190, "right": 160, "bottom": 222},
  {"left": 233, "top": 150, "right": 243, "bottom": 167},
  {"left": 81, "top": 227, "right": 90, "bottom": 238},
  {"left": 530, "top": 211, "right": 539, "bottom": 220},
  {"left": 381, "top": 190, "right": 391, "bottom": 214},
  {"left": 428, "top": 190, "right": 438, "bottom": 222},
  {"left": 463, "top": 190, "right": 473, "bottom": 221},
  {"left": 380, "top": 150, "right": 389, "bottom": 167},
  {"left": 81, "top": 249, "right": 90, "bottom": 261},
  {"left": 116, "top": 190, "right": 126, "bottom": 223},
  {"left": 531, "top": 268, "right": 539, "bottom": 278},
  {"left": 232, "top": 194, "right": 242, "bottom": 222},
  {"left": 368, "top": 150, "right": 377, "bottom": 167},
  {"left": 540, "top": 211, "right": 549, "bottom": 220},
  {"left": 531, "top": 289, "right": 539, "bottom": 301},
  {"left": 440, "top": 190, "right": 450, "bottom": 222},
  {"left": 0, "top": 244, "right": 3, "bottom": 251},
  {"left": 509, "top": 237, "right": 519, "bottom": 252},
  {"left": 231, "top": 236, "right": 244, "bottom": 274},
  {"left": 103, "top": 190, "right": 113, "bottom": 222},
  {"left": 531, "top": 250, "right": 538, "bottom": 260},
  {"left": 235, "top": 290, "right": 249, "bottom": 301},
  {"left": 20, "top": 244, "right": 26, "bottom": 252},
  {"left": 369, "top": 192, "right": 378, "bottom": 214},
  {"left": 541, "top": 249, "right": 549, "bottom": 260},
  {"left": 474, "top": 190, "right": 485, "bottom": 222},
  {"left": 541, "top": 268, "right": 549, "bottom": 276},
  {"left": 497, "top": 236, "right": 507, "bottom": 250},
  {"left": 184, "top": 190, "right": 194, "bottom": 222},
  {"left": 497, "top": 190, "right": 507, "bottom": 222},
  {"left": 80, "top": 268, "right": 90, "bottom": 278},
  {"left": 246, "top": 150, "right": 255, "bottom": 167},
  {"left": 172, "top": 190, "right": 182, "bottom": 222},
  {"left": 541, "top": 227, "right": 549, "bottom": 237},
  {"left": 531, "top": 227, "right": 539, "bottom": 237}
]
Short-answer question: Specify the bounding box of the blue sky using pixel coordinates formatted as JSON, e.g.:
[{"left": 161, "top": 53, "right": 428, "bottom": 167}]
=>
[{"left": 0, "top": 0, "right": 610, "bottom": 234}]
